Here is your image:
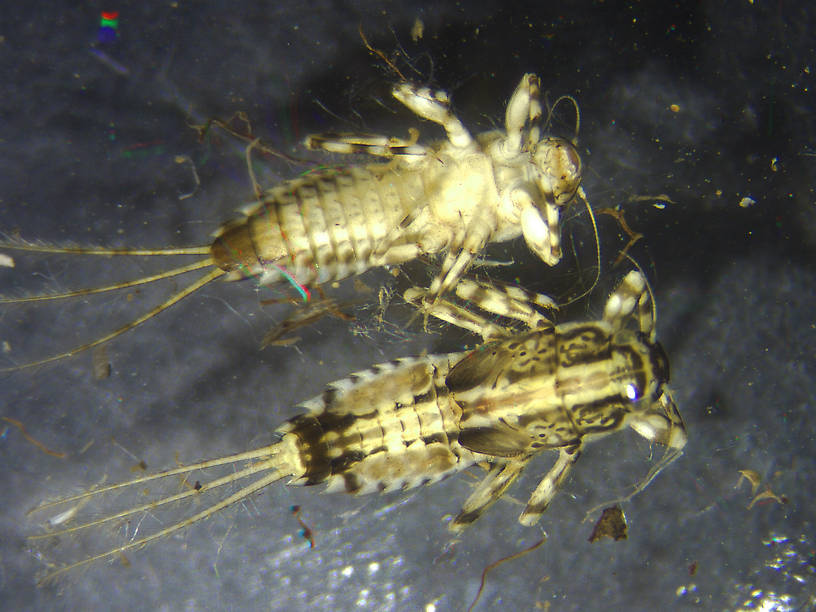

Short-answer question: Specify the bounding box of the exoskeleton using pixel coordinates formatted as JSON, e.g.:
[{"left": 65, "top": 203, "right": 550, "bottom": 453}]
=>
[
  {"left": 29, "top": 271, "right": 685, "bottom": 583},
  {"left": 1, "top": 73, "right": 584, "bottom": 369}
]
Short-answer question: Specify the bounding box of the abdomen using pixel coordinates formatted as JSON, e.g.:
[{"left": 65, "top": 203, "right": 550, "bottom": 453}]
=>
[
  {"left": 279, "top": 354, "right": 477, "bottom": 495},
  {"left": 210, "top": 166, "right": 427, "bottom": 286}
]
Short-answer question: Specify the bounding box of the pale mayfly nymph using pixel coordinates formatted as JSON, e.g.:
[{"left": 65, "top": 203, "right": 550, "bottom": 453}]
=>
[
  {"left": 2, "top": 73, "right": 585, "bottom": 370},
  {"left": 29, "top": 271, "right": 685, "bottom": 584}
]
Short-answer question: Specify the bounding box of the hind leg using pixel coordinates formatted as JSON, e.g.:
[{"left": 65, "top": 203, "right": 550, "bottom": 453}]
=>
[
  {"left": 449, "top": 459, "right": 530, "bottom": 532},
  {"left": 518, "top": 445, "right": 581, "bottom": 526}
]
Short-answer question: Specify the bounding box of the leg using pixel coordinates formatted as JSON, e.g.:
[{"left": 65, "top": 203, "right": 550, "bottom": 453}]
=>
[
  {"left": 370, "top": 205, "right": 429, "bottom": 263},
  {"left": 517, "top": 188, "right": 562, "bottom": 267},
  {"left": 405, "top": 277, "right": 556, "bottom": 341},
  {"left": 602, "top": 270, "right": 654, "bottom": 338},
  {"left": 629, "top": 390, "right": 687, "bottom": 451},
  {"left": 582, "top": 391, "right": 686, "bottom": 524},
  {"left": 428, "top": 212, "right": 497, "bottom": 299},
  {"left": 501, "top": 73, "right": 542, "bottom": 157},
  {"left": 428, "top": 246, "right": 478, "bottom": 299},
  {"left": 450, "top": 459, "right": 530, "bottom": 532},
  {"left": 304, "top": 129, "right": 427, "bottom": 158},
  {"left": 404, "top": 286, "right": 512, "bottom": 342},
  {"left": 392, "top": 83, "right": 473, "bottom": 149},
  {"left": 518, "top": 445, "right": 581, "bottom": 526}
]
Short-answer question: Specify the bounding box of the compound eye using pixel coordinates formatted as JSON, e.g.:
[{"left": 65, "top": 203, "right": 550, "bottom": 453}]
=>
[
  {"left": 624, "top": 382, "right": 641, "bottom": 401},
  {"left": 536, "top": 138, "right": 582, "bottom": 205}
]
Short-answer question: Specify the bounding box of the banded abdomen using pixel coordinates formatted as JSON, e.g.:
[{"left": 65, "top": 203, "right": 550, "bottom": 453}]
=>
[
  {"left": 211, "top": 165, "right": 430, "bottom": 286},
  {"left": 277, "top": 354, "right": 480, "bottom": 495}
]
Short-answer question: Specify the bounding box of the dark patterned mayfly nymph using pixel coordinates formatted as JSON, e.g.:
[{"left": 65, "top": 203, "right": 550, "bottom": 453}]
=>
[{"left": 29, "top": 271, "right": 685, "bottom": 583}]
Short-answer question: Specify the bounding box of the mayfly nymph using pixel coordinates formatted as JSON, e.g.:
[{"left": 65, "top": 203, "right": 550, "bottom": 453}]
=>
[
  {"left": 1, "top": 73, "right": 585, "bottom": 370},
  {"left": 29, "top": 271, "right": 685, "bottom": 583}
]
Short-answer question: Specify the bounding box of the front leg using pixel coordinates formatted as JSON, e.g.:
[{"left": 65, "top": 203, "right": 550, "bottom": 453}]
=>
[
  {"left": 583, "top": 391, "right": 686, "bottom": 521},
  {"left": 629, "top": 390, "right": 687, "bottom": 452},
  {"left": 516, "top": 188, "right": 562, "bottom": 267}
]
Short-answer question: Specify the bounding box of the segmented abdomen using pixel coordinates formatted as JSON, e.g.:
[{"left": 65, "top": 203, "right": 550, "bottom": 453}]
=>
[
  {"left": 276, "top": 354, "right": 480, "bottom": 495},
  {"left": 210, "top": 166, "right": 427, "bottom": 286}
]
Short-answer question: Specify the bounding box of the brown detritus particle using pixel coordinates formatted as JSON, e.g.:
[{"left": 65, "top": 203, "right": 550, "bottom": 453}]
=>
[
  {"left": 747, "top": 487, "right": 788, "bottom": 510},
  {"left": 1, "top": 417, "right": 66, "bottom": 458},
  {"left": 467, "top": 535, "right": 547, "bottom": 612},
  {"left": 291, "top": 505, "right": 315, "bottom": 548},
  {"left": 737, "top": 469, "right": 762, "bottom": 495},
  {"left": 588, "top": 506, "right": 628, "bottom": 542}
]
